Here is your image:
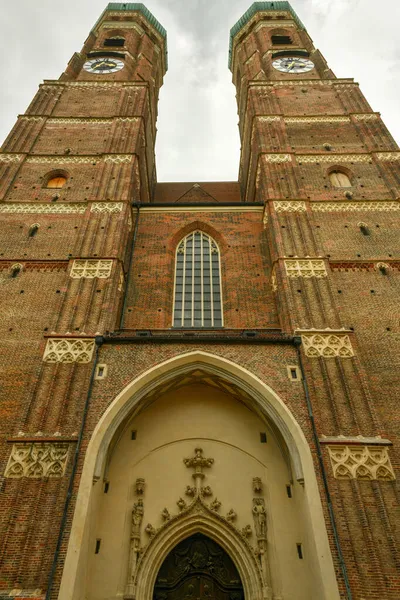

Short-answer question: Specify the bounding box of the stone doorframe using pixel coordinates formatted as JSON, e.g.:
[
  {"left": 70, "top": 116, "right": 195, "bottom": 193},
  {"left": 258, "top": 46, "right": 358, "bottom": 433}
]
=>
[
  {"left": 133, "top": 497, "right": 262, "bottom": 600},
  {"left": 58, "top": 350, "right": 340, "bottom": 600}
]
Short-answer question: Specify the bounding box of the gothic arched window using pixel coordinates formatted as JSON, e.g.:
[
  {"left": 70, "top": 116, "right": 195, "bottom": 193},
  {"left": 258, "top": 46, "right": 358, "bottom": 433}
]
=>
[{"left": 173, "top": 231, "right": 223, "bottom": 328}]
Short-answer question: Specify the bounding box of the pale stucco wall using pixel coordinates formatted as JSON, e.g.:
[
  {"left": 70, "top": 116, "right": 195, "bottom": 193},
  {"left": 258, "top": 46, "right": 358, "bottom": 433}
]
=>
[{"left": 86, "top": 384, "right": 316, "bottom": 599}]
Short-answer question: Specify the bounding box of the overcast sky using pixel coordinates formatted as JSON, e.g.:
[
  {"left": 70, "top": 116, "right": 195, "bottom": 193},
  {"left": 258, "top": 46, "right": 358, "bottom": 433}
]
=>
[{"left": 1, "top": 0, "right": 399, "bottom": 181}]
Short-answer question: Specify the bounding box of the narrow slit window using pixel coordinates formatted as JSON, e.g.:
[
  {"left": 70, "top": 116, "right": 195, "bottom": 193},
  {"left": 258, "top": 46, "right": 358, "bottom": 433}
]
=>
[{"left": 173, "top": 231, "right": 223, "bottom": 328}]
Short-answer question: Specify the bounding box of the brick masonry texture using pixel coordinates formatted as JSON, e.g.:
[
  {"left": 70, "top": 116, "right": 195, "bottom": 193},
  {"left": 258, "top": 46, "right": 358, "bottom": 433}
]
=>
[{"left": 0, "top": 5, "right": 399, "bottom": 600}]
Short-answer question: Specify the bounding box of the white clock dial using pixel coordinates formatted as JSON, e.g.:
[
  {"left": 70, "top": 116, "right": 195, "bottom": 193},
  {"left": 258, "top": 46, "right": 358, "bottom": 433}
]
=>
[
  {"left": 272, "top": 57, "right": 314, "bottom": 74},
  {"left": 83, "top": 57, "right": 124, "bottom": 74}
]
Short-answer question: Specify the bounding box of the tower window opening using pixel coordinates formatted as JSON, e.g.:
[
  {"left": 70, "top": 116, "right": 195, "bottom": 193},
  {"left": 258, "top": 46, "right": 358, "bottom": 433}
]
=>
[
  {"left": 286, "top": 484, "right": 292, "bottom": 498},
  {"left": 329, "top": 170, "right": 352, "bottom": 188},
  {"left": 358, "top": 222, "right": 370, "bottom": 236},
  {"left": 104, "top": 37, "right": 125, "bottom": 47},
  {"left": 297, "top": 543, "right": 303, "bottom": 559},
  {"left": 10, "top": 264, "right": 22, "bottom": 278},
  {"left": 260, "top": 432, "right": 267, "bottom": 443},
  {"left": 46, "top": 175, "right": 67, "bottom": 189},
  {"left": 95, "top": 539, "right": 101, "bottom": 554},
  {"left": 173, "top": 231, "right": 223, "bottom": 328},
  {"left": 28, "top": 224, "right": 39, "bottom": 238},
  {"left": 272, "top": 35, "right": 292, "bottom": 45}
]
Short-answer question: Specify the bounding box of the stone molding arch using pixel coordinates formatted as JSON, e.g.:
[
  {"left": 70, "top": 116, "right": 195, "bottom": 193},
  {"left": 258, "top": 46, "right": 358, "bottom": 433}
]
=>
[
  {"left": 131, "top": 496, "right": 264, "bottom": 600},
  {"left": 58, "top": 350, "right": 340, "bottom": 600}
]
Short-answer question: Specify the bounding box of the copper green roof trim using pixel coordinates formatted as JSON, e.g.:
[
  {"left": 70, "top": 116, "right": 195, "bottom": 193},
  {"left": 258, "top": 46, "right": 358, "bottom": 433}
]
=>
[
  {"left": 92, "top": 3, "right": 168, "bottom": 69},
  {"left": 229, "top": 2, "right": 305, "bottom": 70}
]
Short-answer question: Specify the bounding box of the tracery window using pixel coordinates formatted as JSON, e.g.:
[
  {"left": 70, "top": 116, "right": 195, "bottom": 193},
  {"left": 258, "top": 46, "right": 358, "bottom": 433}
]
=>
[{"left": 173, "top": 231, "right": 223, "bottom": 328}]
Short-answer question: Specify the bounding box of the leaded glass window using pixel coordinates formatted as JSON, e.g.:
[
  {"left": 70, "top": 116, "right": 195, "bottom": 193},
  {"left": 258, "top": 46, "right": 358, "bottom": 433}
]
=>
[{"left": 173, "top": 231, "right": 223, "bottom": 328}]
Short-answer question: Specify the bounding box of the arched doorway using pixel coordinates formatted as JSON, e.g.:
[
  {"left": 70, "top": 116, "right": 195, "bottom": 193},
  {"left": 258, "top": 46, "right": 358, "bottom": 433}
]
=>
[{"left": 153, "top": 533, "right": 244, "bottom": 600}]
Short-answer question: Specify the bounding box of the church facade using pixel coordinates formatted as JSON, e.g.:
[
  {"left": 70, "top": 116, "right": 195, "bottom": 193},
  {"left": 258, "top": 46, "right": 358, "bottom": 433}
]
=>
[{"left": 0, "top": 2, "right": 399, "bottom": 599}]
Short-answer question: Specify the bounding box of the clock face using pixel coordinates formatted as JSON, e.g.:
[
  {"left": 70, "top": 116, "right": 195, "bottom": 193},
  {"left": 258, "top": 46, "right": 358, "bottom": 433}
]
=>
[
  {"left": 83, "top": 57, "right": 124, "bottom": 74},
  {"left": 272, "top": 57, "right": 314, "bottom": 74}
]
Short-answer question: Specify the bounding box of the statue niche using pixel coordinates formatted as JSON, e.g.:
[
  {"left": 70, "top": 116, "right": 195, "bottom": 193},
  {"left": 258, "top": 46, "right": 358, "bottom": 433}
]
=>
[{"left": 153, "top": 533, "right": 244, "bottom": 600}]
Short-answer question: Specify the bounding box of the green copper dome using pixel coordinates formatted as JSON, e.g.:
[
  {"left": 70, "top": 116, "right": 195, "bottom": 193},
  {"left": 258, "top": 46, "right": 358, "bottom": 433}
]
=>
[
  {"left": 229, "top": 2, "right": 305, "bottom": 69},
  {"left": 93, "top": 3, "right": 168, "bottom": 68}
]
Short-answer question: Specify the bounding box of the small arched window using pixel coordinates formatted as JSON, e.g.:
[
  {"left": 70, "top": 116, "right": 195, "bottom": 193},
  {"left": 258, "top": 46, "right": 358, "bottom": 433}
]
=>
[
  {"left": 173, "top": 231, "right": 223, "bottom": 328},
  {"left": 329, "top": 170, "right": 352, "bottom": 188},
  {"left": 46, "top": 175, "right": 67, "bottom": 189}
]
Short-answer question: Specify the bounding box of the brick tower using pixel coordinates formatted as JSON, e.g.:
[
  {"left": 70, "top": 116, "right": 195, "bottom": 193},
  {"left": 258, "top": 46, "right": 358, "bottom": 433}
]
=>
[{"left": 0, "top": 3, "right": 399, "bottom": 600}]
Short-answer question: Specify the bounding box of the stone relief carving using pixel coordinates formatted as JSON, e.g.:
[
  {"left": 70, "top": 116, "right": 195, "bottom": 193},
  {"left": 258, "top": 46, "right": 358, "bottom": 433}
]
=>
[
  {"left": 327, "top": 445, "right": 395, "bottom": 480},
  {"left": 4, "top": 442, "right": 70, "bottom": 478},
  {"left": 124, "top": 448, "right": 273, "bottom": 600},
  {"left": 286, "top": 116, "right": 350, "bottom": 123},
  {"left": 285, "top": 259, "right": 327, "bottom": 279},
  {"left": 145, "top": 523, "right": 156, "bottom": 537},
  {"left": 90, "top": 202, "right": 123, "bottom": 213},
  {"left": 42, "top": 338, "right": 95, "bottom": 363},
  {"left": 135, "top": 478, "right": 145, "bottom": 495},
  {"left": 177, "top": 497, "right": 187, "bottom": 511},
  {"left": 226, "top": 509, "right": 237, "bottom": 522},
  {"left": 161, "top": 508, "right": 170, "bottom": 521},
  {"left": 0, "top": 203, "right": 86, "bottom": 214},
  {"left": 210, "top": 498, "right": 221, "bottom": 512},
  {"left": 70, "top": 259, "right": 113, "bottom": 279},
  {"left": 241, "top": 525, "right": 252, "bottom": 538},
  {"left": 185, "top": 485, "right": 196, "bottom": 497},
  {"left": 252, "top": 477, "right": 263, "bottom": 493},
  {"left": 271, "top": 268, "right": 278, "bottom": 293},
  {"left": 301, "top": 333, "right": 354, "bottom": 358}
]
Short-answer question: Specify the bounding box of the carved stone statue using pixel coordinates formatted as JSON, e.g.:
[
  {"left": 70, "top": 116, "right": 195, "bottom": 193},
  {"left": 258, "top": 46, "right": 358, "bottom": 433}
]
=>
[
  {"left": 252, "top": 476, "right": 263, "bottom": 493},
  {"left": 252, "top": 498, "right": 267, "bottom": 539},
  {"left": 135, "top": 477, "right": 145, "bottom": 495},
  {"left": 131, "top": 499, "right": 144, "bottom": 538}
]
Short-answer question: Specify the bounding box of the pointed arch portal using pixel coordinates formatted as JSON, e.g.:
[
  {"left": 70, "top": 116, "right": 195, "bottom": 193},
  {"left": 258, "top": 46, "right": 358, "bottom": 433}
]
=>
[
  {"left": 58, "top": 350, "right": 340, "bottom": 600},
  {"left": 153, "top": 533, "right": 244, "bottom": 600}
]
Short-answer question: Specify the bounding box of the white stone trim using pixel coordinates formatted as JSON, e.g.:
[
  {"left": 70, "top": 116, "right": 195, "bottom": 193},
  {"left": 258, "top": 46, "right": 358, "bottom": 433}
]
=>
[
  {"left": 43, "top": 338, "right": 95, "bottom": 363},
  {"left": 312, "top": 202, "right": 400, "bottom": 212},
  {"left": 264, "top": 154, "right": 292, "bottom": 163},
  {"left": 0, "top": 203, "right": 86, "bottom": 214},
  {"left": 297, "top": 154, "right": 371, "bottom": 163},
  {"left": 0, "top": 154, "right": 23, "bottom": 163},
  {"left": 274, "top": 201, "right": 307, "bottom": 212},
  {"left": 90, "top": 202, "right": 124, "bottom": 213}
]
